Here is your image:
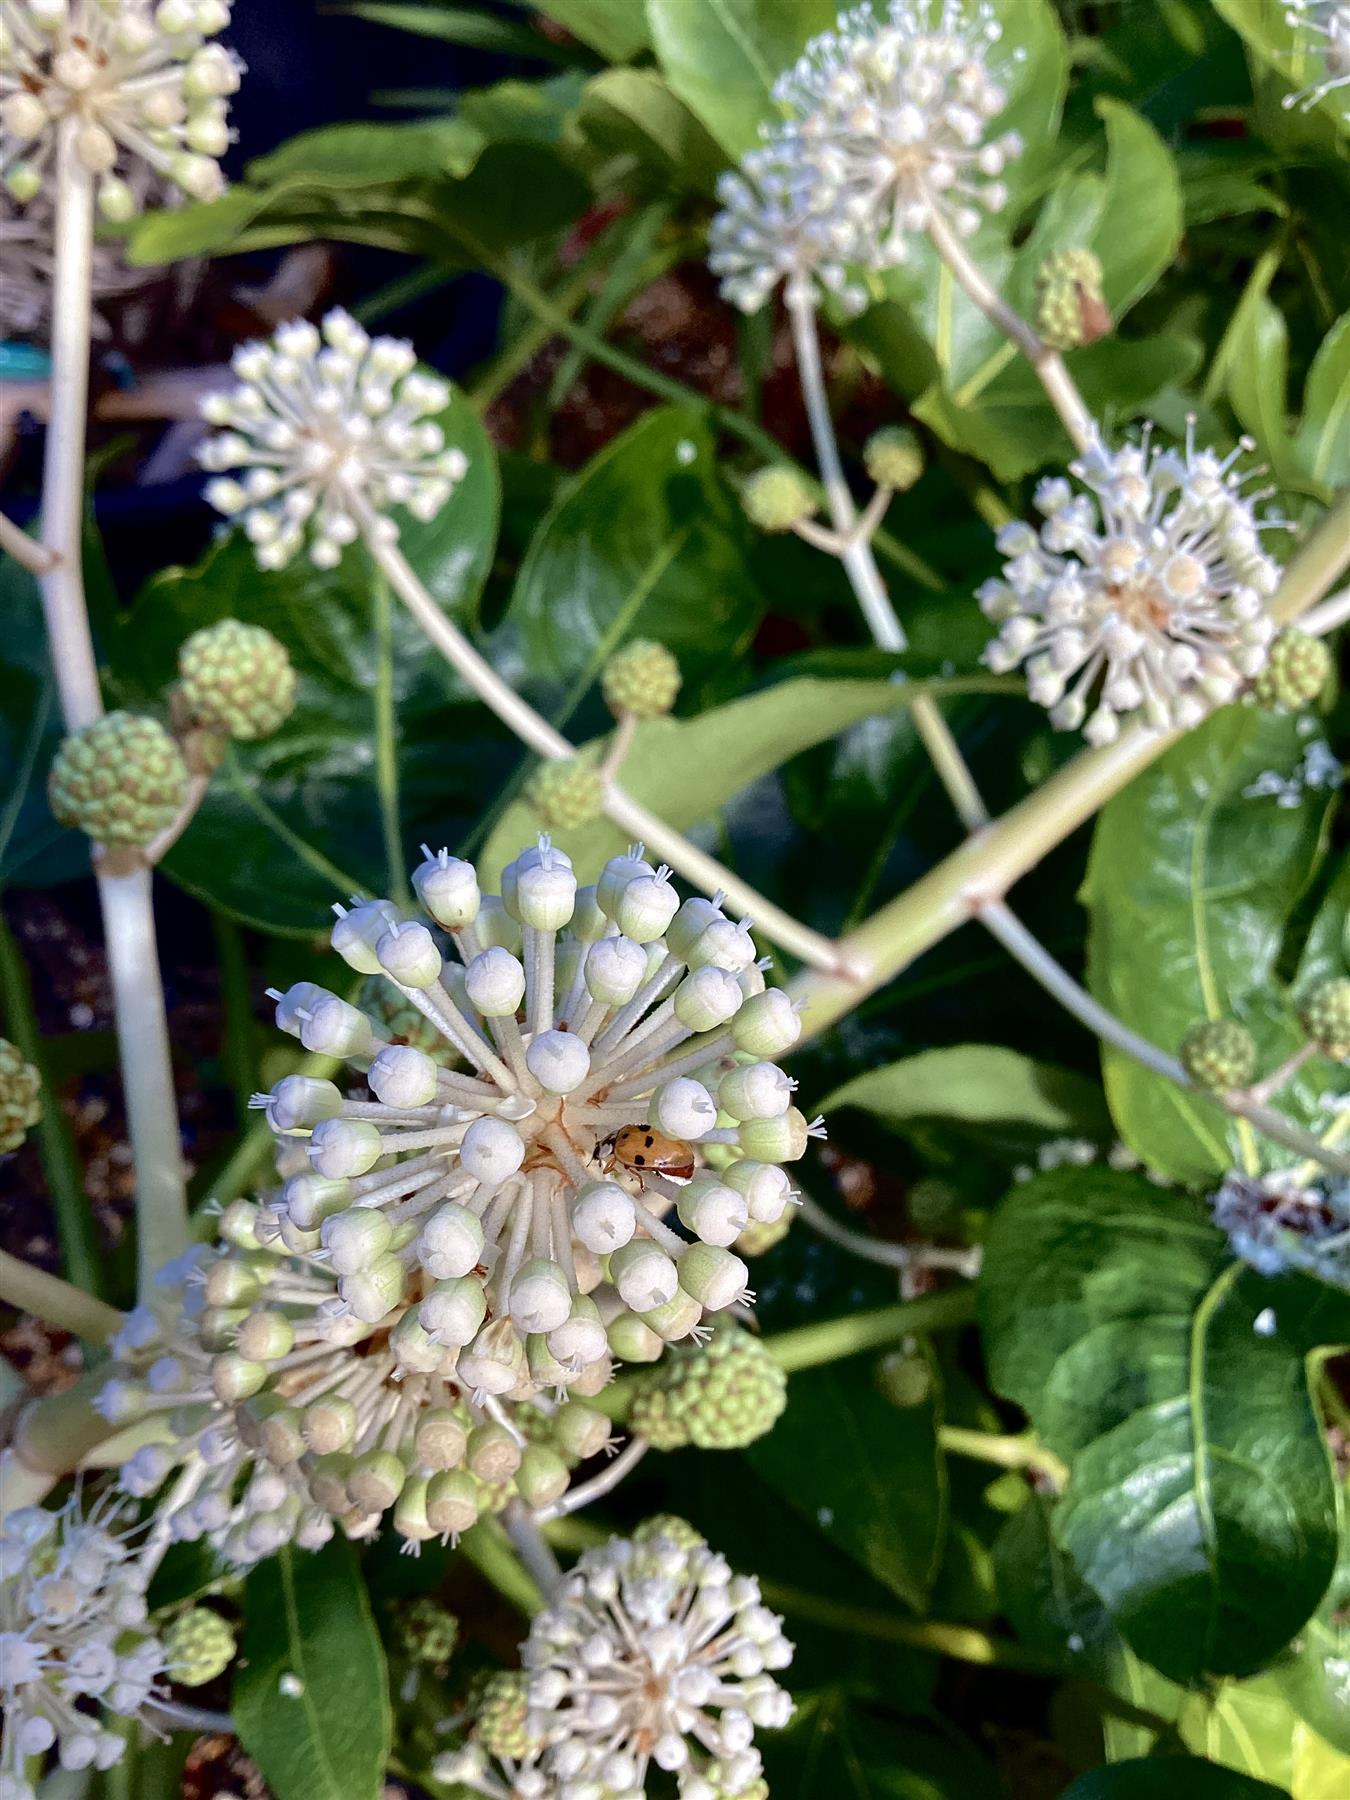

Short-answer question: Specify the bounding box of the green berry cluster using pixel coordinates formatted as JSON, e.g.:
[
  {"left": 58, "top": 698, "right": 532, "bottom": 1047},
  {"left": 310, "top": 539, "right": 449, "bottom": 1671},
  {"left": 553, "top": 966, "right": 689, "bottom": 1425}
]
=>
[
  {"left": 356, "top": 974, "right": 459, "bottom": 1062},
  {"left": 393, "top": 1596, "right": 459, "bottom": 1672},
  {"left": 0, "top": 1039, "right": 41, "bottom": 1154},
  {"left": 1035, "top": 248, "right": 1109, "bottom": 351},
  {"left": 49, "top": 712, "right": 188, "bottom": 847},
  {"left": 863, "top": 426, "right": 924, "bottom": 492},
  {"left": 473, "top": 1670, "right": 541, "bottom": 1762},
  {"left": 1301, "top": 979, "right": 1350, "bottom": 1059},
  {"left": 633, "top": 1513, "right": 705, "bottom": 1552},
  {"left": 162, "top": 1607, "right": 237, "bottom": 1687},
  {"left": 602, "top": 638, "right": 682, "bottom": 720},
  {"left": 628, "top": 1325, "right": 787, "bottom": 1450},
  {"left": 528, "top": 758, "right": 605, "bottom": 830},
  {"left": 1179, "top": 1018, "right": 1257, "bottom": 1091},
  {"left": 741, "top": 465, "right": 817, "bottom": 533},
  {"left": 178, "top": 619, "right": 297, "bottom": 741},
  {"left": 1252, "top": 629, "right": 1333, "bottom": 712}
]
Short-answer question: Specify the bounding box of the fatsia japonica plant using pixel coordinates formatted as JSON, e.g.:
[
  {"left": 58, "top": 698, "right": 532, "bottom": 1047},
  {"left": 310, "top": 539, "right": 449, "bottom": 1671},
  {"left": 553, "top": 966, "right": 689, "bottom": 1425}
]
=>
[{"left": 1, "top": 0, "right": 1349, "bottom": 1795}]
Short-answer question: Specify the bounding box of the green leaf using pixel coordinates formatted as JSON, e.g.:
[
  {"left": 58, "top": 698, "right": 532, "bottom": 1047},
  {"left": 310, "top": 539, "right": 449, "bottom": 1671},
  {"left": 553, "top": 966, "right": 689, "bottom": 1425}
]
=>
[
  {"left": 233, "top": 1539, "right": 390, "bottom": 1800},
  {"left": 646, "top": 0, "right": 840, "bottom": 158},
  {"left": 1211, "top": 0, "right": 1349, "bottom": 136},
  {"left": 538, "top": 0, "right": 650, "bottom": 60},
  {"left": 1295, "top": 312, "right": 1350, "bottom": 489},
  {"left": 759, "top": 1691, "right": 1006, "bottom": 1799},
  {"left": 746, "top": 1358, "right": 947, "bottom": 1611},
  {"left": 819, "top": 1045, "right": 1110, "bottom": 1153},
  {"left": 982, "top": 1167, "right": 1350, "bottom": 1683},
  {"left": 502, "top": 405, "right": 763, "bottom": 703},
  {"left": 1227, "top": 288, "right": 1303, "bottom": 490},
  {"left": 578, "top": 69, "right": 726, "bottom": 191},
  {"left": 479, "top": 672, "right": 967, "bottom": 886},
  {"left": 110, "top": 388, "right": 502, "bottom": 932},
  {"left": 1060, "top": 1761, "right": 1289, "bottom": 1799},
  {"left": 246, "top": 118, "right": 489, "bottom": 185},
  {"left": 1083, "top": 706, "right": 1338, "bottom": 1183},
  {"left": 336, "top": 2, "right": 580, "bottom": 61}
]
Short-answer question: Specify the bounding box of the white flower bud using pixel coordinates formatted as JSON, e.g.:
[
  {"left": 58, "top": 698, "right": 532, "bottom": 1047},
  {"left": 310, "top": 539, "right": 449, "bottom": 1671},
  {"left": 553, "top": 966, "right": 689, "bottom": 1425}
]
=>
[
  {"left": 610, "top": 1239, "right": 679, "bottom": 1311},
  {"left": 677, "top": 1176, "right": 749, "bottom": 1246},
  {"left": 718, "top": 1062, "right": 794, "bottom": 1121},
  {"left": 417, "top": 1201, "right": 485, "bottom": 1279},
  {"left": 596, "top": 849, "right": 654, "bottom": 918},
  {"left": 282, "top": 1173, "right": 353, "bottom": 1231},
  {"left": 464, "top": 946, "right": 526, "bottom": 1017},
  {"left": 738, "top": 1107, "right": 812, "bottom": 1162},
  {"left": 419, "top": 1276, "right": 488, "bottom": 1346},
  {"left": 548, "top": 1293, "right": 609, "bottom": 1368},
  {"left": 320, "top": 1207, "right": 394, "bottom": 1275},
  {"left": 267, "top": 1075, "right": 343, "bottom": 1131},
  {"left": 723, "top": 1159, "right": 793, "bottom": 1223},
  {"left": 367, "top": 1044, "right": 439, "bottom": 1109},
  {"left": 502, "top": 842, "right": 573, "bottom": 919},
  {"left": 686, "top": 916, "right": 757, "bottom": 972},
  {"left": 307, "top": 1118, "right": 382, "bottom": 1179},
  {"left": 651, "top": 1077, "right": 717, "bottom": 1140},
  {"left": 299, "top": 995, "right": 374, "bottom": 1058},
  {"left": 526, "top": 1029, "right": 591, "bottom": 1095},
  {"left": 516, "top": 859, "right": 577, "bottom": 931},
  {"left": 272, "top": 981, "right": 327, "bottom": 1036},
  {"left": 412, "top": 849, "right": 481, "bottom": 927},
  {"left": 459, "top": 1116, "right": 525, "bottom": 1185},
  {"left": 389, "top": 1308, "right": 446, "bottom": 1373},
  {"left": 571, "top": 1180, "right": 637, "bottom": 1252},
  {"left": 331, "top": 899, "right": 402, "bottom": 973},
  {"left": 674, "top": 966, "right": 743, "bottom": 1033},
  {"left": 732, "top": 987, "right": 802, "bottom": 1057},
  {"left": 667, "top": 896, "right": 724, "bottom": 962},
  {"left": 508, "top": 1257, "right": 574, "bottom": 1334},
  {"left": 341, "top": 1252, "right": 407, "bottom": 1323},
  {"left": 458, "top": 1321, "right": 526, "bottom": 1395},
  {"left": 677, "top": 1243, "right": 749, "bottom": 1311},
  {"left": 570, "top": 885, "right": 608, "bottom": 942},
  {"left": 614, "top": 872, "right": 679, "bottom": 942},
  {"left": 584, "top": 936, "right": 647, "bottom": 1006},
  {"left": 377, "top": 920, "right": 442, "bottom": 989}
]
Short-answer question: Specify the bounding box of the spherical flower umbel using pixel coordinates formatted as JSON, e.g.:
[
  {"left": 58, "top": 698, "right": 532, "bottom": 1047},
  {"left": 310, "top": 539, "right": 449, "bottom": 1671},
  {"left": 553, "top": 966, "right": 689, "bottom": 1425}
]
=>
[
  {"left": 1282, "top": 2, "right": 1350, "bottom": 118},
  {"left": 0, "top": 1038, "right": 41, "bottom": 1154},
  {"left": 49, "top": 711, "right": 189, "bottom": 846},
  {"left": 0, "top": 0, "right": 238, "bottom": 216},
  {"left": 710, "top": 0, "right": 1023, "bottom": 313},
  {"left": 520, "top": 1526, "right": 794, "bottom": 1798},
  {"left": 628, "top": 1324, "right": 788, "bottom": 1450},
  {"left": 0, "top": 1492, "right": 167, "bottom": 1794},
  {"left": 253, "top": 840, "right": 816, "bottom": 1413},
  {"left": 177, "top": 619, "right": 297, "bottom": 740},
  {"left": 198, "top": 309, "right": 469, "bottom": 571},
  {"left": 979, "top": 425, "right": 1282, "bottom": 744}
]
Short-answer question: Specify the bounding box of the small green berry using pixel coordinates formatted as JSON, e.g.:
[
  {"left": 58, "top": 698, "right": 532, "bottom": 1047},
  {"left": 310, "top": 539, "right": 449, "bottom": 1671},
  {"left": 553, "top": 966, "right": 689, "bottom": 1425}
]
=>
[
  {"left": 877, "top": 1347, "right": 933, "bottom": 1409},
  {"left": 178, "top": 619, "right": 298, "bottom": 740},
  {"left": 628, "top": 1324, "right": 787, "bottom": 1450},
  {"left": 528, "top": 758, "right": 605, "bottom": 830},
  {"left": 1179, "top": 1019, "right": 1258, "bottom": 1091},
  {"left": 1301, "top": 978, "right": 1350, "bottom": 1059},
  {"left": 473, "top": 1670, "right": 542, "bottom": 1761},
  {"left": 162, "top": 1607, "right": 236, "bottom": 1687},
  {"left": 1252, "top": 629, "right": 1332, "bottom": 712},
  {"left": 863, "top": 426, "right": 924, "bottom": 492},
  {"left": 0, "top": 1039, "right": 41, "bottom": 1154},
  {"left": 1035, "top": 248, "right": 1110, "bottom": 351},
  {"left": 601, "top": 638, "right": 682, "bottom": 720},
  {"left": 741, "top": 465, "right": 817, "bottom": 533},
  {"left": 633, "top": 1513, "right": 705, "bottom": 1552},
  {"left": 49, "top": 712, "right": 188, "bottom": 846},
  {"left": 392, "top": 1596, "right": 459, "bottom": 1672}
]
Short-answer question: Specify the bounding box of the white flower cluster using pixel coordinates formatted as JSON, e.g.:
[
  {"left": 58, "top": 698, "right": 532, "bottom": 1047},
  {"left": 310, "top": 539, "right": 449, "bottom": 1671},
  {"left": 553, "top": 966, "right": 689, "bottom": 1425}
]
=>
[
  {"left": 710, "top": 0, "right": 1022, "bottom": 314},
  {"left": 1282, "top": 2, "right": 1350, "bottom": 118},
  {"left": 521, "top": 1527, "right": 793, "bottom": 1799},
  {"left": 0, "top": 1494, "right": 166, "bottom": 1795},
  {"left": 0, "top": 0, "right": 238, "bottom": 216},
  {"left": 1213, "top": 1170, "right": 1350, "bottom": 1289},
  {"left": 252, "top": 840, "right": 811, "bottom": 1404},
  {"left": 198, "top": 308, "right": 468, "bottom": 570},
  {"left": 979, "top": 426, "right": 1281, "bottom": 743},
  {"left": 1, "top": 175, "right": 170, "bottom": 340}
]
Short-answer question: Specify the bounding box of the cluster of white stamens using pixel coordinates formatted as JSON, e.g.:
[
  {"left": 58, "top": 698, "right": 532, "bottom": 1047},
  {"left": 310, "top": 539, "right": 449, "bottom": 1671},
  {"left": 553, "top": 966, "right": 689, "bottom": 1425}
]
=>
[
  {"left": 710, "top": 0, "right": 1022, "bottom": 313},
  {"left": 0, "top": 1494, "right": 166, "bottom": 1796},
  {"left": 978, "top": 426, "right": 1281, "bottom": 743},
  {"left": 1282, "top": 2, "right": 1350, "bottom": 117},
  {"left": 198, "top": 308, "right": 468, "bottom": 570},
  {"left": 0, "top": 0, "right": 238, "bottom": 217}
]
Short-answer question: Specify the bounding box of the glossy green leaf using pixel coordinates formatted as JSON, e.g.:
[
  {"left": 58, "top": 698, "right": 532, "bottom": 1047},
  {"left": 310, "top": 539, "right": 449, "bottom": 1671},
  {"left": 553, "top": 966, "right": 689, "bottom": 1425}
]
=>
[
  {"left": 336, "top": 2, "right": 580, "bottom": 61},
  {"left": 1084, "top": 706, "right": 1339, "bottom": 1183},
  {"left": 1295, "top": 312, "right": 1350, "bottom": 489},
  {"left": 1060, "top": 1760, "right": 1289, "bottom": 1799},
  {"left": 538, "top": 0, "right": 650, "bottom": 60},
  {"left": 747, "top": 1357, "right": 947, "bottom": 1611},
  {"left": 1227, "top": 289, "right": 1302, "bottom": 488},
  {"left": 111, "top": 388, "right": 502, "bottom": 933},
  {"left": 233, "top": 1539, "right": 390, "bottom": 1800},
  {"left": 246, "top": 118, "right": 489, "bottom": 185},
  {"left": 759, "top": 1691, "right": 1005, "bottom": 1798},
  {"left": 578, "top": 69, "right": 726, "bottom": 190},
  {"left": 982, "top": 1168, "right": 1350, "bottom": 1682}
]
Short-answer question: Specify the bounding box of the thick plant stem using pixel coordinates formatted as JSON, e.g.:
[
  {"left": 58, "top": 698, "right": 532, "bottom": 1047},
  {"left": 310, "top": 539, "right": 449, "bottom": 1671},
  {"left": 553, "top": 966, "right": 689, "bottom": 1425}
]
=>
[
  {"left": 938, "top": 1424, "right": 1067, "bottom": 1486},
  {"left": 504, "top": 1502, "right": 563, "bottom": 1593},
  {"left": 0, "top": 1248, "right": 122, "bottom": 1344},
  {"left": 532, "top": 1436, "right": 650, "bottom": 1523},
  {"left": 926, "top": 210, "right": 1096, "bottom": 455},
  {"left": 461, "top": 1515, "right": 545, "bottom": 1616},
  {"left": 759, "top": 1579, "right": 1058, "bottom": 1673},
  {"left": 360, "top": 517, "right": 846, "bottom": 972}
]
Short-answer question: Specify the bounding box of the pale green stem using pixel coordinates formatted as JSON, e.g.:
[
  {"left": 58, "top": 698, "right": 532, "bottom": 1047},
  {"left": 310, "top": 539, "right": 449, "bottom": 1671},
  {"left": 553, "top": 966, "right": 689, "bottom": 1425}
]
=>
[
  {"left": 503, "top": 1500, "right": 564, "bottom": 1591},
  {"left": 797, "top": 1194, "right": 981, "bottom": 1278},
  {"left": 460, "top": 1514, "right": 545, "bottom": 1616},
  {"left": 938, "top": 1423, "right": 1067, "bottom": 1486},
  {"left": 0, "top": 1248, "right": 122, "bottom": 1344}
]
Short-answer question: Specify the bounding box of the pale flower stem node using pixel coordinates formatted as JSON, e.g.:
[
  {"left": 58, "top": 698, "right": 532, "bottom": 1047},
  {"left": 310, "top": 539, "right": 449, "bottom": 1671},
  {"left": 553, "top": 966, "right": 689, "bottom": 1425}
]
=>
[
  {"left": 0, "top": 0, "right": 240, "bottom": 212},
  {"left": 978, "top": 422, "right": 1284, "bottom": 744},
  {"left": 198, "top": 308, "right": 469, "bottom": 570}
]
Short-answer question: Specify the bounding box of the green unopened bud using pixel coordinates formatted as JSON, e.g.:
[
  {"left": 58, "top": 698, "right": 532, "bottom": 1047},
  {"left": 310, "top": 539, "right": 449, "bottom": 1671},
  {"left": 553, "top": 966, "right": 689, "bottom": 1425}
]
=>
[
  {"left": 634, "top": 1513, "right": 704, "bottom": 1551},
  {"left": 877, "top": 1346, "right": 934, "bottom": 1408},
  {"left": 302, "top": 1395, "right": 358, "bottom": 1456},
  {"left": 1301, "top": 978, "right": 1350, "bottom": 1058},
  {"left": 738, "top": 1106, "right": 811, "bottom": 1162},
  {"left": 675, "top": 1243, "right": 749, "bottom": 1313},
  {"left": 551, "top": 1400, "right": 613, "bottom": 1461},
  {"left": 178, "top": 619, "right": 297, "bottom": 740},
  {"left": 347, "top": 1448, "right": 407, "bottom": 1513},
  {"left": 210, "top": 1352, "right": 267, "bottom": 1403},
  {"left": 467, "top": 1422, "right": 523, "bottom": 1483},
  {"left": 528, "top": 758, "right": 605, "bottom": 830},
  {"left": 602, "top": 639, "right": 682, "bottom": 720},
  {"left": 863, "top": 426, "right": 924, "bottom": 492},
  {"left": 394, "top": 1475, "right": 437, "bottom": 1545},
  {"left": 1253, "top": 629, "right": 1333, "bottom": 712},
  {"left": 515, "top": 1444, "right": 570, "bottom": 1510},
  {"left": 414, "top": 1406, "right": 468, "bottom": 1471},
  {"left": 49, "top": 712, "right": 188, "bottom": 846},
  {"left": 1179, "top": 1018, "right": 1257, "bottom": 1091},
  {"left": 426, "top": 1469, "right": 480, "bottom": 1538},
  {"left": 605, "top": 1308, "right": 665, "bottom": 1364},
  {"left": 257, "top": 1404, "right": 306, "bottom": 1467},
  {"left": 308, "top": 1451, "right": 356, "bottom": 1515},
  {"left": 163, "top": 1608, "right": 236, "bottom": 1687},
  {"left": 234, "top": 1309, "right": 295, "bottom": 1363},
  {"left": 628, "top": 1325, "right": 786, "bottom": 1449},
  {"left": 393, "top": 1596, "right": 459, "bottom": 1671},
  {"left": 741, "top": 464, "right": 816, "bottom": 533},
  {"left": 1035, "top": 247, "right": 1110, "bottom": 352},
  {"left": 473, "top": 1671, "right": 540, "bottom": 1761},
  {"left": 0, "top": 1039, "right": 41, "bottom": 1153},
  {"left": 736, "top": 1212, "right": 792, "bottom": 1256}
]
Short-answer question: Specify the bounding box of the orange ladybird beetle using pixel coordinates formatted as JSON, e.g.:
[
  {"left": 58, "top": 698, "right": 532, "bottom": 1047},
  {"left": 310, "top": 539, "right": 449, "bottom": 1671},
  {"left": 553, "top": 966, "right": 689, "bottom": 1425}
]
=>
[{"left": 605, "top": 1125, "right": 696, "bottom": 1184}]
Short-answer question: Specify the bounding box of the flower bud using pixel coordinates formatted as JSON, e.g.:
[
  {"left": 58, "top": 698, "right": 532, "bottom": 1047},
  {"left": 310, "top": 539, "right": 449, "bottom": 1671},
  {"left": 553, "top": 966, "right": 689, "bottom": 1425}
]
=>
[
  {"left": 724, "top": 1160, "right": 793, "bottom": 1223},
  {"left": 235, "top": 1310, "right": 295, "bottom": 1362},
  {"left": 737, "top": 1107, "right": 811, "bottom": 1162},
  {"left": 502, "top": 842, "right": 573, "bottom": 919},
  {"left": 348, "top": 1449, "right": 407, "bottom": 1512},
  {"left": 639, "top": 1288, "right": 704, "bottom": 1342},
  {"left": 459, "top": 1116, "right": 525, "bottom": 1185},
  {"left": 417, "top": 1202, "right": 485, "bottom": 1279},
  {"left": 303, "top": 1396, "right": 357, "bottom": 1455},
  {"left": 615, "top": 872, "right": 679, "bottom": 943},
  {"left": 419, "top": 1276, "right": 488, "bottom": 1347},
  {"left": 515, "top": 1445, "right": 570, "bottom": 1510},
  {"left": 677, "top": 1176, "right": 749, "bottom": 1247},
  {"left": 426, "top": 1470, "right": 480, "bottom": 1537},
  {"left": 677, "top": 1243, "right": 749, "bottom": 1312},
  {"left": 390, "top": 1307, "right": 448, "bottom": 1373},
  {"left": 552, "top": 1400, "right": 613, "bottom": 1461},
  {"left": 719, "top": 1062, "right": 794, "bottom": 1122},
  {"left": 467, "top": 1422, "right": 523, "bottom": 1482},
  {"left": 1179, "top": 1019, "right": 1257, "bottom": 1091},
  {"left": 548, "top": 1293, "right": 610, "bottom": 1369},
  {"left": 211, "top": 1352, "right": 267, "bottom": 1404},
  {"left": 741, "top": 465, "right": 816, "bottom": 533},
  {"left": 570, "top": 885, "right": 608, "bottom": 943},
  {"left": 605, "top": 1307, "right": 666, "bottom": 1362},
  {"left": 515, "top": 858, "right": 578, "bottom": 931},
  {"left": 308, "top": 1117, "right": 382, "bottom": 1179},
  {"left": 413, "top": 849, "right": 481, "bottom": 928},
  {"left": 266, "top": 1075, "right": 343, "bottom": 1132},
  {"left": 597, "top": 850, "right": 654, "bottom": 918},
  {"left": 584, "top": 936, "right": 648, "bottom": 1007},
  {"left": 529, "top": 759, "right": 605, "bottom": 831},
  {"left": 602, "top": 639, "right": 681, "bottom": 720},
  {"left": 284, "top": 1173, "right": 354, "bottom": 1231},
  {"left": 610, "top": 1238, "right": 679, "bottom": 1311},
  {"left": 864, "top": 426, "right": 925, "bottom": 492},
  {"left": 525, "top": 1029, "right": 591, "bottom": 1095},
  {"left": 458, "top": 1319, "right": 527, "bottom": 1395},
  {"left": 318, "top": 1205, "right": 391, "bottom": 1274},
  {"left": 732, "top": 988, "right": 801, "bottom": 1057},
  {"left": 674, "top": 966, "right": 743, "bottom": 1033},
  {"left": 368, "top": 1043, "right": 439, "bottom": 1109},
  {"left": 308, "top": 1452, "right": 356, "bottom": 1514},
  {"left": 341, "top": 1251, "right": 407, "bottom": 1322},
  {"left": 474, "top": 896, "right": 521, "bottom": 953},
  {"left": 272, "top": 981, "right": 327, "bottom": 1037},
  {"left": 415, "top": 1407, "right": 468, "bottom": 1470},
  {"left": 508, "top": 1257, "right": 574, "bottom": 1334},
  {"left": 257, "top": 1405, "right": 306, "bottom": 1467},
  {"left": 465, "top": 947, "right": 526, "bottom": 1018},
  {"left": 395, "top": 1476, "right": 437, "bottom": 1545},
  {"left": 377, "top": 921, "right": 442, "bottom": 989},
  {"left": 651, "top": 1077, "right": 717, "bottom": 1140},
  {"left": 300, "top": 995, "right": 374, "bottom": 1059},
  {"left": 204, "top": 1255, "right": 264, "bottom": 1309},
  {"left": 331, "top": 899, "right": 402, "bottom": 974}
]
